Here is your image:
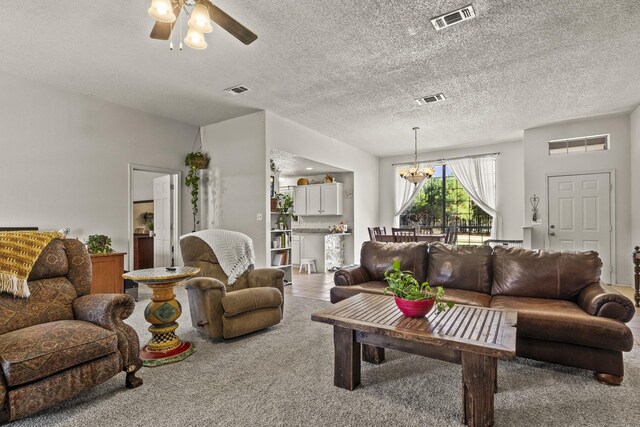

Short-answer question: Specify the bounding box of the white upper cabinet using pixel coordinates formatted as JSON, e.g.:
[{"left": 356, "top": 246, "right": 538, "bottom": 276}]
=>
[
  {"left": 293, "top": 186, "right": 308, "bottom": 215},
  {"left": 294, "top": 183, "right": 343, "bottom": 216},
  {"left": 320, "top": 183, "right": 343, "bottom": 215}
]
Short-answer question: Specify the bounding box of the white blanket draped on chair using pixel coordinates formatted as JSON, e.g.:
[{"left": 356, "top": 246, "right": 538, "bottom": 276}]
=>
[{"left": 180, "top": 229, "right": 255, "bottom": 284}]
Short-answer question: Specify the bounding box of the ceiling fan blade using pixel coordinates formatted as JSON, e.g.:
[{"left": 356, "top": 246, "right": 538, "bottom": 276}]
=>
[
  {"left": 203, "top": 0, "right": 258, "bottom": 45},
  {"left": 150, "top": 2, "right": 183, "bottom": 40}
]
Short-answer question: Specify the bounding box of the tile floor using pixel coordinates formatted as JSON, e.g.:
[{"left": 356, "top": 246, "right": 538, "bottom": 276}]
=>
[{"left": 284, "top": 271, "right": 640, "bottom": 347}]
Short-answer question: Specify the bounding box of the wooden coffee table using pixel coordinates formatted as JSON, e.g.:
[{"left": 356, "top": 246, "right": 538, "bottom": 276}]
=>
[{"left": 311, "top": 293, "right": 517, "bottom": 427}]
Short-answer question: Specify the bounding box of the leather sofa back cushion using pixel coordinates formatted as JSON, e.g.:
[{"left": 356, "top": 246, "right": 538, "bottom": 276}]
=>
[
  {"left": 360, "top": 241, "right": 428, "bottom": 283},
  {"left": 491, "top": 247, "right": 602, "bottom": 299},
  {"left": 427, "top": 243, "right": 493, "bottom": 293}
]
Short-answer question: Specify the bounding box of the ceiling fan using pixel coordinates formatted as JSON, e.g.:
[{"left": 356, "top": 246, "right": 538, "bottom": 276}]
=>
[{"left": 148, "top": 0, "right": 257, "bottom": 50}]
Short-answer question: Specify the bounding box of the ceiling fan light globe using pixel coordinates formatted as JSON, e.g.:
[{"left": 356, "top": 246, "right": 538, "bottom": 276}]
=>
[
  {"left": 148, "top": 0, "right": 176, "bottom": 23},
  {"left": 188, "top": 3, "right": 213, "bottom": 33},
  {"left": 184, "top": 29, "right": 208, "bottom": 49}
]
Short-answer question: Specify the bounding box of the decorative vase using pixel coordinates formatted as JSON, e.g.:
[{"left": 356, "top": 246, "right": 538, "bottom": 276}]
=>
[
  {"left": 297, "top": 177, "right": 309, "bottom": 186},
  {"left": 394, "top": 297, "right": 435, "bottom": 317}
]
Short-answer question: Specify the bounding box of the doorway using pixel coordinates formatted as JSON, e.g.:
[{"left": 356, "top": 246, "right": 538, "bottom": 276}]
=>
[
  {"left": 547, "top": 172, "right": 613, "bottom": 283},
  {"left": 128, "top": 164, "right": 182, "bottom": 271}
]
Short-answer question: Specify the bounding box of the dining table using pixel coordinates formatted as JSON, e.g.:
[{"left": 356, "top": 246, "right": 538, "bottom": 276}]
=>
[{"left": 375, "top": 233, "right": 445, "bottom": 243}]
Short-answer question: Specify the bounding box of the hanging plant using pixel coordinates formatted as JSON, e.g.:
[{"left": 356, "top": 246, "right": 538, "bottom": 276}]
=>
[{"left": 185, "top": 151, "right": 210, "bottom": 232}]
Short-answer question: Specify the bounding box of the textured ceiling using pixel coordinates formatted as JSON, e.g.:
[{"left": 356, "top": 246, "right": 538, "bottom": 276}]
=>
[{"left": 1, "top": 1, "right": 639, "bottom": 156}]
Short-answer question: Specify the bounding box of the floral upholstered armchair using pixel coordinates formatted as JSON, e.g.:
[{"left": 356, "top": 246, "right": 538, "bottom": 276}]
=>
[{"left": 0, "top": 239, "right": 142, "bottom": 423}]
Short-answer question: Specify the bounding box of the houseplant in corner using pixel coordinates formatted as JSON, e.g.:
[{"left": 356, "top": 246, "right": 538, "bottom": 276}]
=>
[
  {"left": 185, "top": 151, "right": 210, "bottom": 232},
  {"left": 384, "top": 259, "right": 453, "bottom": 317}
]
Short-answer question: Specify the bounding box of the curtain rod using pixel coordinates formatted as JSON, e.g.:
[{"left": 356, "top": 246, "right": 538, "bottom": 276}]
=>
[{"left": 392, "top": 152, "right": 501, "bottom": 167}]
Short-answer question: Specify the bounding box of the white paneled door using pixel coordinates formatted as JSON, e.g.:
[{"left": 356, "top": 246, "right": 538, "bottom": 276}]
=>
[
  {"left": 548, "top": 173, "right": 611, "bottom": 283},
  {"left": 153, "top": 175, "right": 172, "bottom": 267}
]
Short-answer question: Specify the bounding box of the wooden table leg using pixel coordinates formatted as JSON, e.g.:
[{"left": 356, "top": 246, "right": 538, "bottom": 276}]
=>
[
  {"left": 362, "top": 344, "right": 385, "bottom": 364},
  {"left": 334, "top": 326, "right": 361, "bottom": 390},
  {"left": 462, "top": 352, "right": 496, "bottom": 427}
]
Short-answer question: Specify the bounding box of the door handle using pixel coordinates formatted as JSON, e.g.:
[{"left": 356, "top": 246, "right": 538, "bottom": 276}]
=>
[{"left": 549, "top": 232, "right": 556, "bottom": 236}]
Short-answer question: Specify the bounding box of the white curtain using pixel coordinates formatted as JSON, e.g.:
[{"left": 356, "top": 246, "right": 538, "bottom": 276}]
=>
[
  {"left": 393, "top": 162, "right": 436, "bottom": 226},
  {"left": 446, "top": 156, "right": 500, "bottom": 238}
]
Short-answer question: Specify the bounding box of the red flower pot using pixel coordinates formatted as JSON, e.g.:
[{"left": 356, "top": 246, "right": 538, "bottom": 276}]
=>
[{"left": 394, "top": 297, "right": 435, "bottom": 317}]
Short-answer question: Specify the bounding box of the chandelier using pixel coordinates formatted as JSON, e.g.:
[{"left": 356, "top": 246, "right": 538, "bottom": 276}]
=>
[{"left": 399, "top": 127, "right": 435, "bottom": 185}]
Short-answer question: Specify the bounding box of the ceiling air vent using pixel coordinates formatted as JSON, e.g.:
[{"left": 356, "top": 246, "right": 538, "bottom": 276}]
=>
[
  {"left": 415, "top": 93, "right": 446, "bottom": 105},
  {"left": 431, "top": 5, "right": 476, "bottom": 31},
  {"left": 225, "top": 85, "right": 251, "bottom": 95}
]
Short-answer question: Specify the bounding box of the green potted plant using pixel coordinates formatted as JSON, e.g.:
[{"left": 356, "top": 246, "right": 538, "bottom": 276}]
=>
[
  {"left": 276, "top": 193, "right": 293, "bottom": 213},
  {"left": 384, "top": 259, "right": 453, "bottom": 317},
  {"left": 185, "top": 151, "right": 210, "bottom": 232},
  {"left": 86, "top": 234, "right": 114, "bottom": 254}
]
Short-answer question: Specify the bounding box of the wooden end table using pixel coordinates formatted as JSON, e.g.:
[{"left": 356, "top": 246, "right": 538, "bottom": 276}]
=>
[
  {"left": 123, "top": 266, "right": 199, "bottom": 367},
  {"left": 311, "top": 293, "right": 517, "bottom": 427}
]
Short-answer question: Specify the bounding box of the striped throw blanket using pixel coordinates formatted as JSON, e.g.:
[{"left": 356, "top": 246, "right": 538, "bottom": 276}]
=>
[
  {"left": 0, "top": 231, "right": 63, "bottom": 297},
  {"left": 181, "top": 229, "right": 255, "bottom": 285}
]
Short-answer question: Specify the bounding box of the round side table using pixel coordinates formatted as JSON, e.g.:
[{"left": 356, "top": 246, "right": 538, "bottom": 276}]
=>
[{"left": 123, "top": 266, "right": 199, "bottom": 367}]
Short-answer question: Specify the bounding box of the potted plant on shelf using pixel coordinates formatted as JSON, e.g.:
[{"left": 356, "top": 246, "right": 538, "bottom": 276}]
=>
[
  {"left": 86, "top": 234, "right": 114, "bottom": 255},
  {"left": 185, "top": 151, "right": 210, "bottom": 232},
  {"left": 384, "top": 259, "right": 453, "bottom": 317}
]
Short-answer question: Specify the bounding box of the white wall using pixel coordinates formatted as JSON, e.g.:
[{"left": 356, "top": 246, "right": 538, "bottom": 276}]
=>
[
  {"left": 378, "top": 141, "right": 524, "bottom": 240},
  {"left": 200, "top": 112, "right": 268, "bottom": 266},
  {"left": 266, "top": 112, "right": 379, "bottom": 264},
  {"left": 523, "top": 114, "right": 632, "bottom": 284},
  {"left": 0, "top": 72, "right": 197, "bottom": 269},
  {"left": 132, "top": 171, "right": 166, "bottom": 201},
  {"left": 631, "top": 105, "right": 640, "bottom": 251}
]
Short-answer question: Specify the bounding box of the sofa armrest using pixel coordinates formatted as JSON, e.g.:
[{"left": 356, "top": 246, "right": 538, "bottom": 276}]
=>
[
  {"left": 334, "top": 265, "right": 370, "bottom": 286},
  {"left": 73, "top": 294, "right": 142, "bottom": 370},
  {"left": 185, "top": 277, "right": 227, "bottom": 339},
  {"left": 185, "top": 277, "right": 227, "bottom": 292},
  {"left": 578, "top": 282, "right": 635, "bottom": 323}
]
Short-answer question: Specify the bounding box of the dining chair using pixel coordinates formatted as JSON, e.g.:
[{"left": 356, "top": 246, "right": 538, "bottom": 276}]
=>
[
  {"left": 445, "top": 226, "right": 458, "bottom": 244},
  {"left": 368, "top": 227, "right": 387, "bottom": 242},
  {"left": 416, "top": 226, "right": 433, "bottom": 235},
  {"left": 391, "top": 227, "right": 417, "bottom": 242}
]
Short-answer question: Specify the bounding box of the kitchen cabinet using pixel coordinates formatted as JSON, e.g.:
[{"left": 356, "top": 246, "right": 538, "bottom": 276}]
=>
[
  {"left": 291, "top": 234, "right": 301, "bottom": 265},
  {"left": 293, "top": 186, "right": 307, "bottom": 215},
  {"left": 294, "top": 183, "right": 343, "bottom": 216}
]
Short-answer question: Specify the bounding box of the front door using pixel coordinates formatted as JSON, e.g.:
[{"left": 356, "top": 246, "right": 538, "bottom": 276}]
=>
[
  {"left": 153, "top": 175, "right": 172, "bottom": 267},
  {"left": 547, "top": 173, "right": 612, "bottom": 283}
]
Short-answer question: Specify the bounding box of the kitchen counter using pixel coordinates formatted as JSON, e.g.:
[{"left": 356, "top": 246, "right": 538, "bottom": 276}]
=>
[
  {"left": 292, "top": 228, "right": 351, "bottom": 235},
  {"left": 291, "top": 230, "right": 351, "bottom": 272}
]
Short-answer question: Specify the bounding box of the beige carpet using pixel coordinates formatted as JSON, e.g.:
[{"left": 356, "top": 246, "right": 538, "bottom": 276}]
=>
[{"left": 11, "top": 286, "right": 640, "bottom": 426}]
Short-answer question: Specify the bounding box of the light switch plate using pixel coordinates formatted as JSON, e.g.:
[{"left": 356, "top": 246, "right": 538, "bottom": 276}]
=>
[{"left": 257, "top": 213, "right": 263, "bottom": 221}]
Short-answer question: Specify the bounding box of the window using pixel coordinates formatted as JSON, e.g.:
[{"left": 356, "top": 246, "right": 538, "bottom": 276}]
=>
[
  {"left": 399, "top": 165, "right": 492, "bottom": 244},
  {"left": 548, "top": 135, "right": 608, "bottom": 156}
]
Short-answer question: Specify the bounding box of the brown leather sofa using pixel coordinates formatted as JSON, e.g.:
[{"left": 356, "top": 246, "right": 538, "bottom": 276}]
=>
[
  {"left": 332, "top": 241, "right": 636, "bottom": 385},
  {"left": 181, "top": 236, "right": 284, "bottom": 339},
  {"left": 0, "top": 239, "right": 142, "bottom": 423}
]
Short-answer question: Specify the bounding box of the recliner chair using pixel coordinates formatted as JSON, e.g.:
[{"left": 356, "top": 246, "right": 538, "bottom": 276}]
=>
[
  {"left": 0, "top": 238, "right": 142, "bottom": 423},
  {"left": 180, "top": 235, "right": 284, "bottom": 339}
]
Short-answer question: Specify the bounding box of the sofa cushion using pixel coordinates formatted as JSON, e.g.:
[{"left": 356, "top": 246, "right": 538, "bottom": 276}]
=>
[
  {"left": 222, "top": 287, "right": 282, "bottom": 317},
  {"left": 0, "top": 320, "right": 118, "bottom": 387},
  {"left": 490, "top": 295, "right": 634, "bottom": 352},
  {"left": 440, "top": 288, "right": 492, "bottom": 307},
  {"left": 0, "top": 277, "right": 77, "bottom": 336},
  {"left": 491, "top": 247, "right": 602, "bottom": 299},
  {"left": 427, "top": 243, "right": 493, "bottom": 293},
  {"left": 361, "top": 241, "right": 428, "bottom": 283}
]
